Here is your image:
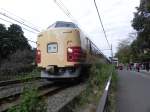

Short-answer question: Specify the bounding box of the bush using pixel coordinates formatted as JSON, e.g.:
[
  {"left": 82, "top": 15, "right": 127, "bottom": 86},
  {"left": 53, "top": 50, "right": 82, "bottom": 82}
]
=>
[
  {"left": 88, "top": 63, "right": 111, "bottom": 91},
  {"left": 77, "top": 64, "right": 112, "bottom": 105},
  {"left": 108, "top": 67, "right": 118, "bottom": 112},
  {"left": 64, "top": 63, "right": 113, "bottom": 111},
  {"left": 0, "top": 49, "right": 35, "bottom": 75},
  {"left": 7, "top": 87, "right": 47, "bottom": 112}
]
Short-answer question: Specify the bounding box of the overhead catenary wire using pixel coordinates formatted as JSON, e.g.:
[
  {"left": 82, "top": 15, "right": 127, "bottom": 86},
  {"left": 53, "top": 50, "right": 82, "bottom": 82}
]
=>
[
  {"left": 0, "top": 17, "right": 37, "bottom": 44},
  {"left": 0, "top": 12, "right": 40, "bottom": 32},
  {"left": 55, "top": 0, "right": 74, "bottom": 20},
  {"left": 58, "top": 0, "right": 76, "bottom": 21},
  {"left": 0, "top": 17, "right": 38, "bottom": 34},
  {"left": 27, "top": 39, "right": 37, "bottom": 44},
  {"left": 54, "top": 0, "right": 79, "bottom": 24},
  {"left": 0, "top": 9, "right": 40, "bottom": 45},
  {"left": 54, "top": 0, "right": 111, "bottom": 59},
  {"left": 54, "top": 0, "right": 109, "bottom": 57},
  {"left": 94, "top": 0, "right": 111, "bottom": 49},
  {"left": 55, "top": 0, "right": 111, "bottom": 50},
  {"left": 0, "top": 8, "right": 41, "bottom": 30}
]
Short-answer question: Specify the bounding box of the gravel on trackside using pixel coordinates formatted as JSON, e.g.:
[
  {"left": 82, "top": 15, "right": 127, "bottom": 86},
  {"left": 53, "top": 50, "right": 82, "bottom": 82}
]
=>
[
  {"left": 0, "top": 79, "right": 50, "bottom": 99},
  {"left": 46, "top": 83, "right": 86, "bottom": 112}
]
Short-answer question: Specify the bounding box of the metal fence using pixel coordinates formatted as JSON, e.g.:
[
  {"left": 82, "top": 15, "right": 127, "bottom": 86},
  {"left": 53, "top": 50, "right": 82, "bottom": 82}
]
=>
[{"left": 96, "top": 73, "right": 112, "bottom": 112}]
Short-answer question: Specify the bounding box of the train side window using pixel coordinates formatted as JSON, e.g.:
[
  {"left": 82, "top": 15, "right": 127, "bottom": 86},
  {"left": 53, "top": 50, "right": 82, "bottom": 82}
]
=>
[{"left": 47, "top": 43, "right": 58, "bottom": 53}]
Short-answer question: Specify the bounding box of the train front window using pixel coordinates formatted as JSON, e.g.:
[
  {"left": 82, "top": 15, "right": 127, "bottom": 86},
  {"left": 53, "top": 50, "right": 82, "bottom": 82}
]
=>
[
  {"left": 55, "top": 22, "right": 77, "bottom": 28},
  {"left": 47, "top": 43, "right": 58, "bottom": 53}
]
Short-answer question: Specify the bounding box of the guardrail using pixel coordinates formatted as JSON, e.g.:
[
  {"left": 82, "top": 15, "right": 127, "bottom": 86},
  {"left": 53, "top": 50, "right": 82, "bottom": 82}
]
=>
[{"left": 96, "top": 72, "right": 112, "bottom": 112}]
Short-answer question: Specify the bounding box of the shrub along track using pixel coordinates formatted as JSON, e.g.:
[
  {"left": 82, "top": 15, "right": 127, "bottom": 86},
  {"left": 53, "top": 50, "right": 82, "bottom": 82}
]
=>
[{"left": 0, "top": 78, "right": 86, "bottom": 112}]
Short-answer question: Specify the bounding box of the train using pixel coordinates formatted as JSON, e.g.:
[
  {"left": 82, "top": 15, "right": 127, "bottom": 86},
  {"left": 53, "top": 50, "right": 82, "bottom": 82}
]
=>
[{"left": 36, "top": 21, "right": 110, "bottom": 79}]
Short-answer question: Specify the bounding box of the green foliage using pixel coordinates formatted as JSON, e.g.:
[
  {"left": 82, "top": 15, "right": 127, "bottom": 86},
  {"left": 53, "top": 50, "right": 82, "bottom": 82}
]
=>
[
  {"left": 108, "top": 68, "right": 118, "bottom": 112},
  {"left": 79, "top": 64, "right": 112, "bottom": 105},
  {"left": 130, "top": 1, "right": 150, "bottom": 62},
  {"left": 111, "top": 67, "right": 118, "bottom": 91},
  {"left": 0, "top": 24, "right": 7, "bottom": 60},
  {"left": 8, "top": 24, "right": 31, "bottom": 51},
  {"left": 68, "top": 64, "right": 117, "bottom": 112},
  {"left": 0, "top": 49, "right": 35, "bottom": 75},
  {"left": 88, "top": 64, "right": 111, "bottom": 90},
  {"left": 62, "top": 64, "right": 118, "bottom": 112},
  {"left": 115, "top": 40, "right": 132, "bottom": 64},
  {"left": 116, "top": 1, "right": 150, "bottom": 63},
  {"left": 139, "top": 52, "right": 150, "bottom": 62},
  {"left": 132, "top": 13, "right": 146, "bottom": 31},
  {"left": 0, "top": 23, "right": 31, "bottom": 60},
  {"left": 15, "top": 69, "right": 40, "bottom": 82},
  {"left": 0, "top": 23, "right": 35, "bottom": 78},
  {"left": 7, "top": 87, "right": 46, "bottom": 112}
]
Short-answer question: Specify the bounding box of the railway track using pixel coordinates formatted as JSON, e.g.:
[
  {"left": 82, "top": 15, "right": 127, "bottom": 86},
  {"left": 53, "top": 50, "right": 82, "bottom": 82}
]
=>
[
  {"left": 0, "top": 79, "right": 75, "bottom": 112},
  {"left": 0, "top": 77, "right": 40, "bottom": 87}
]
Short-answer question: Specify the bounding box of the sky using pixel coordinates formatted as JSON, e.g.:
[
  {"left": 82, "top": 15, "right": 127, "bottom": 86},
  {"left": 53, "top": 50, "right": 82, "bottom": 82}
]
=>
[{"left": 0, "top": 0, "right": 140, "bottom": 57}]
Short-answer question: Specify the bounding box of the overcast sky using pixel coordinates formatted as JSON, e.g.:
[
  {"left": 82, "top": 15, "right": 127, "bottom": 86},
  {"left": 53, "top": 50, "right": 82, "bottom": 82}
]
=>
[{"left": 0, "top": 0, "right": 140, "bottom": 57}]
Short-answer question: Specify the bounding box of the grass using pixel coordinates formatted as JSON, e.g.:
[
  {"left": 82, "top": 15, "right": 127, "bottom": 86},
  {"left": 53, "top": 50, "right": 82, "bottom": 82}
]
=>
[
  {"left": 6, "top": 68, "right": 46, "bottom": 112},
  {"left": 6, "top": 64, "right": 118, "bottom": 112},
  {"left": 0, "top": 68, "right": 40, "bottom": 81},
  {"left": 64, "top": 63, "right": 116, "bottom": 112},
  {"left": 7, "top": 86, "right": 47, "bottom": 112},
  {"left": 82, "top": 63, "right": 112, "bottom": 103},
  {"left": 16, "top": 69, "right": 40, "bottom": 80},
  {"left": 108, "top": 67, "right": 118, "bottom": 112}
]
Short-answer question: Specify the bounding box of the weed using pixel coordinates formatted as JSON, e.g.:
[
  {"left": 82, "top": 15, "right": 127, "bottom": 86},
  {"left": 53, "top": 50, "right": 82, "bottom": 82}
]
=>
[
  {"left": 108, "top": 67, "right": 118, "bottom": 112},
  {"left": 69, "top": 63, "right": 113, "bottom": 112},
  {"left": 7, "top": 87, "right": 47, "bottom": 112}
]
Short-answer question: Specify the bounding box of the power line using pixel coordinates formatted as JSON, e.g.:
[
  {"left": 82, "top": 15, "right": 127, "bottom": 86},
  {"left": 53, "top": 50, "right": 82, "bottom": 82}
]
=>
[
  {"left": 93, "top": 0, "right": 111, "bottom": 49},
  {"left": 54, "top": 0, "right": 110, "bottom": 50},
  {"left": 1, "top": 8, "right": 41, "bottom": 30},
  {"left": 58, "top": 0, "right": 77, "bottom": 21},
  {"left": 55, "top": 0, "right": 111, "bottom": 49},
  {"left": 0, "top": 17, "right": 38, "bottom": 34},
  {"left": 0, "top": 17, "right": 37, "bottom": 44},
  {"left": 27, "top": 39, "right": 37, "bottom": 44},
  {"left": 0, "top": 12, "right": 40, "bottom": 32},
  {"left": 54, "top": 0, "right": 110, "bottom": 58},
  {"left": 54, "top": 0, "right": 78, "bottom": 24}
]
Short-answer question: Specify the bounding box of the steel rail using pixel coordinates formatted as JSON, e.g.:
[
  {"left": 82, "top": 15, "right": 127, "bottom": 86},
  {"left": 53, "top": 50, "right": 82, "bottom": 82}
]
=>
[
  {"left": 0, "top": 77, "right": 40, "bottom": 87},
  {"left": 96, "top": 72, "right": 112, "bottom": 112},
  {"left": 0, "top": 82, "right": 72, "bottom": 112}
]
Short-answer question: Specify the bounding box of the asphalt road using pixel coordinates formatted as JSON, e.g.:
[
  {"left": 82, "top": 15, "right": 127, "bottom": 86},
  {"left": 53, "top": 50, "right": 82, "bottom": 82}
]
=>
[{"left": 117, "top": 70, "right": 150, "bottom": 112}]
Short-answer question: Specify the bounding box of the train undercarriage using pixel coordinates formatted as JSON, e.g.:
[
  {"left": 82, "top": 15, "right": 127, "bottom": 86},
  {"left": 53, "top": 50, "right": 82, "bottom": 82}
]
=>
[{"left": 41, "top": 66, "right": 82, "bottom": 79}]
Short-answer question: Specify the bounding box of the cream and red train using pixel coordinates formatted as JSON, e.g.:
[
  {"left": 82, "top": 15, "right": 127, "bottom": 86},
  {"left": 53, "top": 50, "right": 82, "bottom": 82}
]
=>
[{"left": 36, "top": 21, "right": 109, "bottom": 79}]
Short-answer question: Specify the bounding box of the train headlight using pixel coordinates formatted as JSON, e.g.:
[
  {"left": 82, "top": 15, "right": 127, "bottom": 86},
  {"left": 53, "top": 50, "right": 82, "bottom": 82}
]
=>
[{"left": 68, "top": 48, "right": 73, "bottom": 53}]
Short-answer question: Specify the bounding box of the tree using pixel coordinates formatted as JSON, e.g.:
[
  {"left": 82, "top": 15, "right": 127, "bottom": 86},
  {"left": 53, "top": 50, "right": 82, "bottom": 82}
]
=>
[
  {"left": 0, "top": 24, "right": 31, "bottom": 60},
  {"left": 132, "top": 13, "right": 146, "bottom": 31},
  {"left": 0, "top": 24, "right": 34, "bottom": 74},
  {"left": 116, "top": 1, "right": 150, "bottom": 63},
  {"left": 0, "top": 24, "right": 8, "bottom": 59},
  {"left": 7, "top": 24, "right": 31, "bottom": 51},
  {"left": 115, "top": 40, "right": 131, "bottom": 64},
  {"left": 131, "top": 1, "right": 150, "bottom": 62}
]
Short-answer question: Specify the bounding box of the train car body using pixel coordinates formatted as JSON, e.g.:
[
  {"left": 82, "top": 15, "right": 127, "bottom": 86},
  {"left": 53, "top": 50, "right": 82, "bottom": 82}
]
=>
[{"left": 36, "top": 21, "right": 109, "bottom": 79}]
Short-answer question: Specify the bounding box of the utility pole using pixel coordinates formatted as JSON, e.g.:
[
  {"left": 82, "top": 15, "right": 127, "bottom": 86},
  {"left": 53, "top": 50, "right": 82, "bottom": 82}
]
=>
[{"left": 111, "top": 44, "right": 113, "bottom": 63}]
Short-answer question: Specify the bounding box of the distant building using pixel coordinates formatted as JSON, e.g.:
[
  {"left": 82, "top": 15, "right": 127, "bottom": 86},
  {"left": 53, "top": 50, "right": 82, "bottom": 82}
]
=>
[{"left": 112, "top": 58, "right": 118, "bottom": 66}]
